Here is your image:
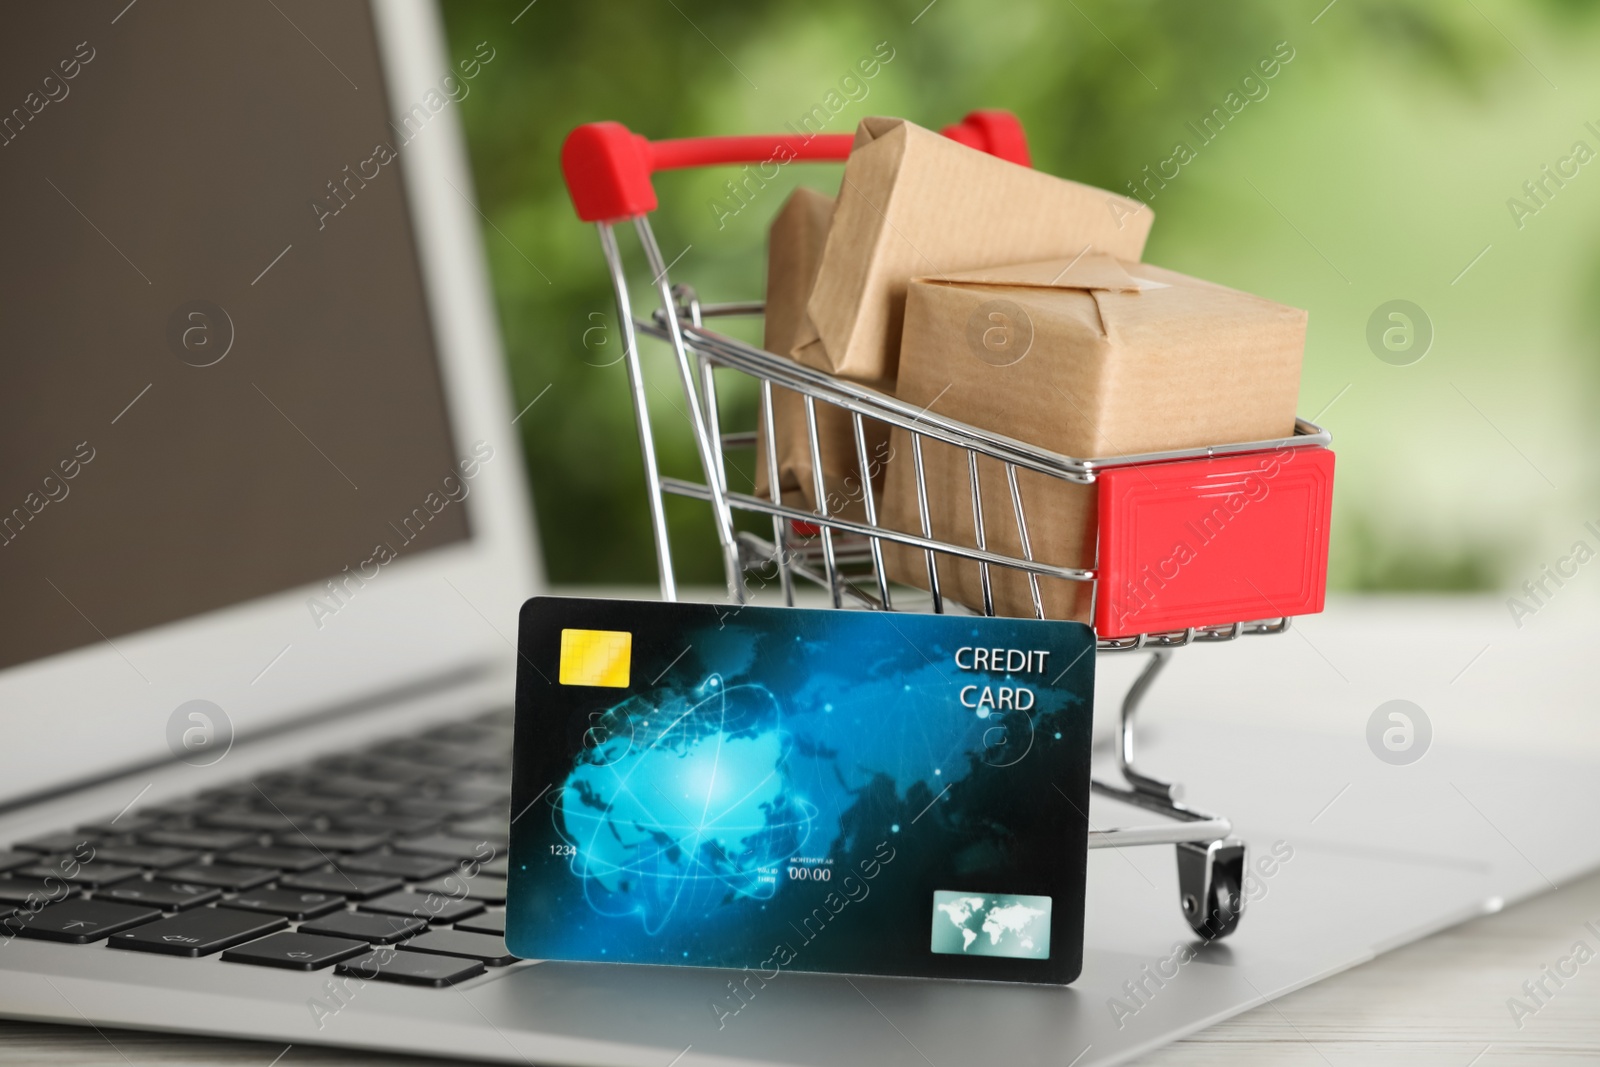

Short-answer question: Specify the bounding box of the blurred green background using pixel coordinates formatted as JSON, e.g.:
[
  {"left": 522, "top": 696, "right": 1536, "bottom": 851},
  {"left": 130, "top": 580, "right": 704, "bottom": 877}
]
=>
[{"left": 440, "top": 0, "right": 1600, "bottom": 595}]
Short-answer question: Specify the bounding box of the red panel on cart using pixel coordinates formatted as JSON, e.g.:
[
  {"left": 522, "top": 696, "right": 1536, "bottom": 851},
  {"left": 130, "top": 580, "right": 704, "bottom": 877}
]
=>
[{"left": 1094, "top": 448, "right": 1334, "bottom": 639}]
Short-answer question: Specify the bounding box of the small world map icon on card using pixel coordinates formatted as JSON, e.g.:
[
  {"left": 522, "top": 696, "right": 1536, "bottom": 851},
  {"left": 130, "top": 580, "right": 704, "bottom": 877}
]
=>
[{"left": 930, "top": 891, "right": 1052, "bottom": 959}]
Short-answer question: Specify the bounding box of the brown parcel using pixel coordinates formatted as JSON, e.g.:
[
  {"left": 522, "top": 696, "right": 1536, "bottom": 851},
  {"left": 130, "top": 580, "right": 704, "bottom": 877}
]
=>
[
  {"left": 880, "top": 254, "right": 1307, "bottom": 623},
  {"left": 792, "top": 116, "right": 1155, "bottom": 384},
  {"left": 752, "top": 187, "right": 891, "bottom": 522}
]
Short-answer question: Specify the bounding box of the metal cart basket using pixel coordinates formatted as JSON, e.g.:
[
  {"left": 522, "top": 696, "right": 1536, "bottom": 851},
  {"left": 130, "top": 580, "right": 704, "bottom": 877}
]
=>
[{"left": 559, "top": 110, "right": 1335, "bottom": 940}]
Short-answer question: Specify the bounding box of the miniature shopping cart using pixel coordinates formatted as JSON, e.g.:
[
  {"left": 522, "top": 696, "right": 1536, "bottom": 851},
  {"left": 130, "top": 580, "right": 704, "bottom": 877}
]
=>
[{"left": 559, "top": 110, "right": 1335, "bottom": 940}]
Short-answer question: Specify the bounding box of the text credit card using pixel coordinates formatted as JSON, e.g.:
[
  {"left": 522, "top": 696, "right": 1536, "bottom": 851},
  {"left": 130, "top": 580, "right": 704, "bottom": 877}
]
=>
[{"left": 507, "top": 597, "right": 1096, "bottom": 985}]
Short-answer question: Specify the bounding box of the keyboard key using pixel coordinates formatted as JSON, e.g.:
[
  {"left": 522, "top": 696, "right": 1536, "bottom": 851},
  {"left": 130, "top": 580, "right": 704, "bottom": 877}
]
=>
[
  {"left": 335, "top": 851, "right": 453, "bottom": 881},
  {"left": 450, "top": 816, "right": 510, "bottom": 840},
  {"left": 423, "top": 723, "right": 504, "bottom": 746},
  {"left": 358, "top": 889, "right": 483, "bottom": 925},
  {"left": 221, "top": 931, "right": 367, "bottom": 971},
  {"left": 452, "top": 909, "right": 505, "bottom": 937},
  {"left": 299, "top": 911, "right": 425, "bottom": 945},
  {"left": 0, "top": 851, "right": 32, "bottom": 874},
  {"left": 333, "top": 813, "right": 438, "bottom": 837},
  {"left": 198, "top": 810, "right": 304, "bottom": 834},
  {"left": 391, "top": 797, "right": 489, "bottom": 820},
  {"left": 14, "top": 899, "right": 161, "bottom": 943},
  {"left": 142, "top": 797, "right": 214, "bottom": 817},
  {"left": 256, "top": 794, "right": 364, "bottom": 817},
  {"left": 311, "top": 776, "right": 408, "bottom": 800},
  {"left": 376, "top": 739, "right": 483, "bottom": 769},
  {"left": 245, "top": 769, "right": 311, "bottom": 789},
  {"left": 220, "top": 888, "right": 345, "bottom": 920},
  {"left": 107, "top": 908, "right": 287, "bottom": 957},
  {"left": 274, "top": 830, "right": 387, "bottom": 853},
  {"left": 392, "top": 835, "right": 493, "bottom": 861},
  {"left": 417, "top": 724, "right": 480, "bottom": 745},
  {"left": 91, "top": 846, "right": 199, "bottom": 870},
  {"left": 245, "top": 773, "right": 318, "bottom": 795},
  {"left": 401, "top": 929, "right": 518, "bottom": 966},
  {"left": 453, "top": 801, "right": 509, "bottom": 824},
  {"left": 457, "top": 838, "right": 509, "bottom": 860},
  {"left": 161, "top": 864, "right": 276, "bottom": 891},
  {"left": 478, "top": 855, "right": 509, "bottom": 879},
  {"left": 139, "top": 829, "right": 258, "bottom": 852},
  {"left": 218, "top": 846, "right": 326, "bottom": 873},
  {"left": 278, "top": 870, "right": 399, "bottom": 900},
  {"left": 441, "top": 783, "right": 509, "bottom": 808},
  {"left": 199, "top": 783, "right": 263, "bottom": 802},
  {"left": 75, "top": 815, "right": 158, "bottom": 836},
  {"left": 11, "top": 833, "right": 96, "bottom": 854},
  {"left": 19, "top": 862, "right": 140, "bottom": 889},
  {"left": 335, "top": 948, "right": 484, "bottom": 987},
  {"left": 415, "top": 874, "right": 506, "bottom": 904},
  {"left": 0, "top": 877, "right": 78, "bottom": 907},
  {"left": 315, "top": 755, "right": 433, "bottom": 783},
  {"left": 101, "top": 880, "right": 221, "bottom": 911}
]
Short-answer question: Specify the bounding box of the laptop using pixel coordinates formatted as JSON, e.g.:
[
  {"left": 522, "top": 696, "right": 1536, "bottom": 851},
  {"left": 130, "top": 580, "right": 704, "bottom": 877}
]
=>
[
  {"left": 3, "top": 5, "right": 1084, "bottom": 1064},
  {"left": 0, "top": 0, "right": 561, "bottom": 1053}
]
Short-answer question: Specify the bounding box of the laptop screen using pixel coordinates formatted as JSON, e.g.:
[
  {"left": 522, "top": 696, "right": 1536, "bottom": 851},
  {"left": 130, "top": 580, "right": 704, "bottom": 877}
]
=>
[{"left": 0, "top": 3, "right": 471, "bottom": 673}]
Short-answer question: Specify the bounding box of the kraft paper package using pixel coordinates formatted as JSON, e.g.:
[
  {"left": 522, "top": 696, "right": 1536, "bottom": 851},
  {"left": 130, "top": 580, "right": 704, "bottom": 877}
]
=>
[
  {"left": 752, "top": 188, "right": 892, "bottom": 522},
  {"left": 791, "top": 116, "right": 1155, "bottom": 384},
  {"left": 879, "top": 254, "right": 1307, "bottom": 622}
]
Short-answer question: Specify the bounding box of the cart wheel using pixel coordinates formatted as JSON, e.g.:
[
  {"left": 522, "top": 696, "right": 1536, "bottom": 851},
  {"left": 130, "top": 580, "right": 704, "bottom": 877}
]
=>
[
  {"left": 1184, "top": 866, "right": 1241, "bottom": 940},
  {"left": 1176, "top": 839, "right": 1246, "bottom": 941}
]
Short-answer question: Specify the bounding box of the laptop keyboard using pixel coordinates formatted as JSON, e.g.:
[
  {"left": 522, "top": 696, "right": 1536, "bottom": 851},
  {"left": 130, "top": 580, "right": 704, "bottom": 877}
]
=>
[{"left": 0, "top": 707, "right": 515, "bottom": 988}]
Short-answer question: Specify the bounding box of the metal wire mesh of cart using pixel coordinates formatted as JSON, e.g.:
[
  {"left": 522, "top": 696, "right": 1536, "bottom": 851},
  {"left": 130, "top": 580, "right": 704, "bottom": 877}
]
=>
[{"left": 635, "top": 277, "right": 1332, "bottom": 650}]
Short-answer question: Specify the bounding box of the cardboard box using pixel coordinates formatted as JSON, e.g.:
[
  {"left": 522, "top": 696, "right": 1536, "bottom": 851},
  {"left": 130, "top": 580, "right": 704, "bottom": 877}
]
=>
[
  {"left": 761, "top": 187, "right": 833, "bottom": 368},
  {"left": 753, "top": 187, "right": 891, "bottom": 521},
  {"left": 793, "top": 116, "right": 1154, "bottom": 384},
  {"left": 879, "top": 254, "right": 1307, "bottom": 623}
]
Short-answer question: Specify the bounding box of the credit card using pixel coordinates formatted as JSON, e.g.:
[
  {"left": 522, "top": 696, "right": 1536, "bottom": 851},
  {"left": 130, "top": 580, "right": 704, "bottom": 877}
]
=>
[{"left": 507, "top": 596, "right": 1095, "bottom": 985}]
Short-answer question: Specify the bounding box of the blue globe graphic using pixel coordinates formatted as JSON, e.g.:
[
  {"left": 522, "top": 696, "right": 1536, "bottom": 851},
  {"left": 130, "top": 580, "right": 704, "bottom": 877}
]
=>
[{"left": 557, "top": 675, "right": 817, "bottom": 933}]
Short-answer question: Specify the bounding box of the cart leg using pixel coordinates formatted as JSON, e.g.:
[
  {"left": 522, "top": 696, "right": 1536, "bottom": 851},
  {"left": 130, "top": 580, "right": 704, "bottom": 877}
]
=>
[
  {"left": 1119, "top": 651, "right": 1183, "bottom": 802},
  {"left": 1177, "top": 838, "right": 1245, "bottom": 940}
]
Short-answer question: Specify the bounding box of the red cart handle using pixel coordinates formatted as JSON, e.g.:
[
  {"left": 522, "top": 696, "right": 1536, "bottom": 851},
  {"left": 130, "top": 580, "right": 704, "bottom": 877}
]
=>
[{"left": 561, "top": 110, "right": 1030, "bottom": 223}]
